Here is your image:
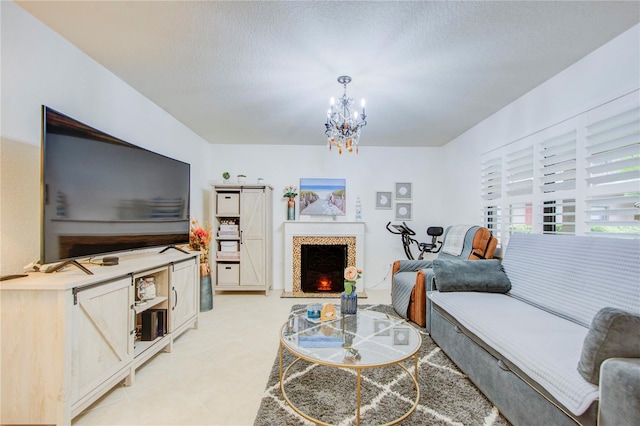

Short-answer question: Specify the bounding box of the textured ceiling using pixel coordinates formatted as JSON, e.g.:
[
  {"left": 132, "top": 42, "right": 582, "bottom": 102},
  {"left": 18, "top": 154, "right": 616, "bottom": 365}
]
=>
[{"left": 16, "top": 1, "right": 640, "bottom": 147}]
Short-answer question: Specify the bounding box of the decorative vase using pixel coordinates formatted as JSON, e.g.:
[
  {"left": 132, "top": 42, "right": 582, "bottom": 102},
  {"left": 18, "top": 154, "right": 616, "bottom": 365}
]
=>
[
  {"left": 199, "top": 263, "right": 213, "bottom": 312},
  {"left": 287, "top": 197, "right": 295, "bottom": 220},
  {"left": 340, "top": 290, "right": 357, "bottom": 315}
]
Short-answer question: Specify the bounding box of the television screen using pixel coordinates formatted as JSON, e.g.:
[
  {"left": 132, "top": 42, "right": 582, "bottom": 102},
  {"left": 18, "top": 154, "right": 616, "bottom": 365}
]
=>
[{"left": 41, "top": 106, "right": 190, "bottom": 264}]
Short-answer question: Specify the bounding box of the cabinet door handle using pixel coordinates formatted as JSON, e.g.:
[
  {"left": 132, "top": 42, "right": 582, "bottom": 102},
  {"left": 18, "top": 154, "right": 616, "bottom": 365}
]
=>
[
  {"left": 240, "top": 230, "right": 243, "bottom": 245},
  {"left": 172, "top": 287, "right": 177, "bottom": 310},
  {"left": 130, "top": 304, "right": 136, "bottom": 335}
]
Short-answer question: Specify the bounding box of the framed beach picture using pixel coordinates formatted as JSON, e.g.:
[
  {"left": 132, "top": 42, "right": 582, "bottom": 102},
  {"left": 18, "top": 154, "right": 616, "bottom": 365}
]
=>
[
  {"left": 395, "top": 182, "right": 412, "bottom": 200},
  {"left": 395, "top": 202, "right": 412, "bottom": 221},
  {"left": 375, "top": 191, "right": 392, "bottom": 209},
  {"left": 299, "top": 178, "right": 346, "bottom": 216}
]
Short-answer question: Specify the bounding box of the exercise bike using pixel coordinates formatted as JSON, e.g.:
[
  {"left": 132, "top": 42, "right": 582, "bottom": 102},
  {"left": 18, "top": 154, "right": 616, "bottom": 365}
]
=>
[{"left": 386, "top": 222, "right": 444, "bottom": 260}]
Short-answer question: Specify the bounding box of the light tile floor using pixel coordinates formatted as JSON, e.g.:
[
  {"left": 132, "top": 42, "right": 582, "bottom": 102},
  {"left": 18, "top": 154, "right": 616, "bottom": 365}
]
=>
[{"left": 72, "top": 289, "right": 392, "bottom": 425}]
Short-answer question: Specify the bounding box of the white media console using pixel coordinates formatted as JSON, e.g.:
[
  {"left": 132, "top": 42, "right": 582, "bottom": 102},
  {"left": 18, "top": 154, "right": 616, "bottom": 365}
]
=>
[{"left": 0, "top": 249, "right": 200, "bottom": 425}]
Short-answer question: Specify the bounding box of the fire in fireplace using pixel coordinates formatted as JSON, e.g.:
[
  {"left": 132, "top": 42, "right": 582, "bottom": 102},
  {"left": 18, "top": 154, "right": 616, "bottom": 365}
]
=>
[{"left": 301, "top": 244, "right": 347, "bottom": 293}]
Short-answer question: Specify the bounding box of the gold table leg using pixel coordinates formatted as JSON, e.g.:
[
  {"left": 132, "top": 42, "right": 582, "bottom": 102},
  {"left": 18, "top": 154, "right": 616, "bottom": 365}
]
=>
[
  {"left": 280, "top": 358, "right": 419, "bottom": 426},
  {"left": 356, "top": 369, "right": 361, "bottom": 426},
  {"left": 279, "top": 341, "right": 282, "bottom": 383}
]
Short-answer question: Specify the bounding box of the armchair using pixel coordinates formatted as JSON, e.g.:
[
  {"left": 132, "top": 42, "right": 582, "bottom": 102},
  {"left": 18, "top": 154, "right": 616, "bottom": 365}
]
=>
[{"left": 391, "top": 225, "right": 497, "bottom": 327}]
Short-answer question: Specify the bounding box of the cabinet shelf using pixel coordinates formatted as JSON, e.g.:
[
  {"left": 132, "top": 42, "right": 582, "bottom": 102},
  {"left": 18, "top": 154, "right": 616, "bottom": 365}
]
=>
[
  {"left": 133, "top": 296, "right": 168, "bottom": 314},
  {"left": 134, "top": 334, "right": 170, "bottom": 359}
]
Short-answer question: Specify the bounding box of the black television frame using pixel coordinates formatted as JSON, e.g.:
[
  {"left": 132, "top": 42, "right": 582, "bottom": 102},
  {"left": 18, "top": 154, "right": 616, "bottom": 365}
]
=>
[{"left": 41, "top": 106, "right": 191, "bottom": 271}]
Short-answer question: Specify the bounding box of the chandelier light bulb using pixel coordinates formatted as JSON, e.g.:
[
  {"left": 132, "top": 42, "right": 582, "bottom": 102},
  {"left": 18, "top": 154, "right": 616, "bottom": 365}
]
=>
[
  {"left": 354, "top": 111, "right": 359, "bottom": 119},
  {"left": 330, "top": 97, "right": 335, "bottom": 106},
  {"left": 361, "top": 99, "right": 366, "bottom": 108}
]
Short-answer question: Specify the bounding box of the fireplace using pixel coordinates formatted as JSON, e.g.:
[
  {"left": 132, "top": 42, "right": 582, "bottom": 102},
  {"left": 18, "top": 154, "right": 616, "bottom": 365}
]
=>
[
  {"left": 283, "top": 221, "right": 365, "bottom": 297},
  {"left": 301, "top": 244, "right": 347, "bottom": 293}
]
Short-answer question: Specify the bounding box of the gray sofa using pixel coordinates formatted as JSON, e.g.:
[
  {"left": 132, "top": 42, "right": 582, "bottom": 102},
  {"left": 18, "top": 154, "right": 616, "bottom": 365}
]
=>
[{"left": 426, "top": 233, "right": 640, "bottom": 426}]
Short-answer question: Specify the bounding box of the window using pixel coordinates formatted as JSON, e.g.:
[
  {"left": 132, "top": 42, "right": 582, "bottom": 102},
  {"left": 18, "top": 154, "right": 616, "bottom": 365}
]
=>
[
  {"left": 539, "top": 130, "right": 577, "bottom": 193},
  {"left": 508, "top": 202, "right": 533, "bottom": 235},
  {"left": 586, "top": 193, "right": 640, "bottom": 236},
  {"left": 481, "top": 157, "right": 502, "bottom": 201},
  {"left": 506, "top": 146, "right": 533, "bottom": 197},
  {"left": 483, "top": 205, "right": 502, "bottom": 245},
  {"left": 541, "top": 199, "right": 576, "bottom": 235},
  {"left": 481, "top": 91, "right": 639, "bottom": 240},
  {"left": 585, "top": 101, "right": 639, "bottom": 236}
]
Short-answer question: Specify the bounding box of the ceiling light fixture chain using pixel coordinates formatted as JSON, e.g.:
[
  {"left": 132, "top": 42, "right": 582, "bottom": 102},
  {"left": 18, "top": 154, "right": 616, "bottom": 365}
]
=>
[{"left": 325, "top": 75, "right": 367, "bottom": 154}]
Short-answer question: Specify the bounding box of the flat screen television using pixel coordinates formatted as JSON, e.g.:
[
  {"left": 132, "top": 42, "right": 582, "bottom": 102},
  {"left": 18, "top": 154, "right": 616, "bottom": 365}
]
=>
[{"left": 41, "top": 106, "right": 191, "bottom": 266}]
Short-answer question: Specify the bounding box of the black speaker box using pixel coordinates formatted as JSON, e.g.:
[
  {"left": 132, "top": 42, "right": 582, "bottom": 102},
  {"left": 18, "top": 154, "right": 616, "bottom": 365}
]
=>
[
  {"left": 141, "top": 310, "right": 158, "bottom": 341},
  {"left": 152, "top": 309, "right": 167, "bottom": 336}
]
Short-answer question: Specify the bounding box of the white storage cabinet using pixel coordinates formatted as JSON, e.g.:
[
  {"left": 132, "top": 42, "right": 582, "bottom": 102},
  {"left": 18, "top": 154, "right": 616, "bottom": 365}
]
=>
[{"left": 211, "top": 184, "right": 273, "bottom": 295}]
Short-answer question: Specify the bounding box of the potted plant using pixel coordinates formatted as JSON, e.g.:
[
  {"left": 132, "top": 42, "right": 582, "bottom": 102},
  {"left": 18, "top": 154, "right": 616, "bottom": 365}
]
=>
[
  {"left": 222, "top": 172, "right": 230, "bottom": 183},
  {"left": 237, "top": 174, "right": 247, "bottom": 183}
]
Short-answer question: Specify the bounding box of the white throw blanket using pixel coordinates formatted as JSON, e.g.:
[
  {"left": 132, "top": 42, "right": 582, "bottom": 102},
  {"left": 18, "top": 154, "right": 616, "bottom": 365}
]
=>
[
  {"left": 442, "top": 225, "right": 474, "bottom": 256},
  {"left": 430, "top": 291, "right": 599, "bottom": 415}
]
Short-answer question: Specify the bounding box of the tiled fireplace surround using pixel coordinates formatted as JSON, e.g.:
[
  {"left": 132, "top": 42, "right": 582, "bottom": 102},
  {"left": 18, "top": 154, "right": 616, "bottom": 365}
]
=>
[{"left": 283, "top": 221, "right": 365, "bottom": 297}]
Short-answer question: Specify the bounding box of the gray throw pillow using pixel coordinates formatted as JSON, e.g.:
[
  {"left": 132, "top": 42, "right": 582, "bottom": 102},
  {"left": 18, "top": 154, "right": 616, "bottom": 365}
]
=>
[
  {"left": 577, "top": 307, "right": 640, "bottom": 385},
  {"left": 432, "top": 259, "right": 511, "bottom": 293}
]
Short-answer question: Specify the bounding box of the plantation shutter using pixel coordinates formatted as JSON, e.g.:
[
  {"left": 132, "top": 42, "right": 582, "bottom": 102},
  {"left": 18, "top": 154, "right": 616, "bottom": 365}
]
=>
[
  {"left": 506, "top": 146, "right": 534, "bottom": 197},
  {"left": 585, "top": 106, "right": 639, "bottom": 189},
  {"left": 585, "top": 101, "right": 640, "bottom": 237},
  {"left": 508, "top": 202, "right": 533, "bottom": 235},
  {"left": 539, "top": 130, "right": 577, "bottom": 193},
  {"left": 483, "top": 205, "right": 502, "bottom": 243},
  {"left": 540, "top": 199, "right": 576, "bottom": 235},
  {"left": 481, "top": 157, "right": 502, "bottom": 201}
]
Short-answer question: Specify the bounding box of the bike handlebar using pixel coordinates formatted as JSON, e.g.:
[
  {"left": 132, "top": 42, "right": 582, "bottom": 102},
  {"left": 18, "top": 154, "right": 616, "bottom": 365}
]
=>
[{"left": 386, "top": 221, "right": 416, "bottom": 236}]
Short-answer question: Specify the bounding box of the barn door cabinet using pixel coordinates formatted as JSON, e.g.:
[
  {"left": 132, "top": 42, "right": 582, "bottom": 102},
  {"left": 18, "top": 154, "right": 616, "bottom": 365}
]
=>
[
  {"left": 0, "top": 250, "right": 199, "bottom": 425},
  {"left": 211, "top": 184, "right": 273, "bottom": 295}
]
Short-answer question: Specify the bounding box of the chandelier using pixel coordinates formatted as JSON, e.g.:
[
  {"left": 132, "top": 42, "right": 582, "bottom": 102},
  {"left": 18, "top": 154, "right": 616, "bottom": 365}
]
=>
[{"left": 325, "top": 75, "right": 367, "bottom": 154}]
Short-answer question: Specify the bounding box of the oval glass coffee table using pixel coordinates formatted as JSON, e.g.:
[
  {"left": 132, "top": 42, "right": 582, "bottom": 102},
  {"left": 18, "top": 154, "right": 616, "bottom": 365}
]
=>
[{"left": 279, "top": 308, "right": 421, "bottom": 425}]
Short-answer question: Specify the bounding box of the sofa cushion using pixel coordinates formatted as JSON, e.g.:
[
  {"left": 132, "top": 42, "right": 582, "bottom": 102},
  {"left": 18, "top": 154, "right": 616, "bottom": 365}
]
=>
[
  {"left": 429, "top": 291, "right": 599, "bottom": 415},
  {"left": 433, "top": 259, "right": 511, "bottom": 293},
  {"left": 577, "top": 307, "right": 640, "bottom": 384}
]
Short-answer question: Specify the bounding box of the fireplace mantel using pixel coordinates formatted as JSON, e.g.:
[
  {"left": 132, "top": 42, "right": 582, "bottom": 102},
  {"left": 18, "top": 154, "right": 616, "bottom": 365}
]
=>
[{"left": 283, "top": 221, "right": 365, "bottom": 296}]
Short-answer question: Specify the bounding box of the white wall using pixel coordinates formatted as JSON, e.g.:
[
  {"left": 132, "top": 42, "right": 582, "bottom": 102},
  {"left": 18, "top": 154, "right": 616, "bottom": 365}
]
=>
[
  {"left": 0, "top": 0, "right": 445, "bottom": 286},
  {"left": 0, "top": 1, "right": 213, "bottom": 275},
  {"left": 440, "top": 24, "right": 640, "bottom": 226},
  {"left": 3, "top": 0, "right": 637, "bottom": 288},
  {"left": 209, "top": 144, "right": 445, "bottom": 290}
]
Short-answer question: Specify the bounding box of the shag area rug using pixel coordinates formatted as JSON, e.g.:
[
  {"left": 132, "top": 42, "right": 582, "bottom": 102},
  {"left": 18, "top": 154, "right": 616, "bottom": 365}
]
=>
[{"left": 254, "top": 304, "right": 510, "bottom": 426}]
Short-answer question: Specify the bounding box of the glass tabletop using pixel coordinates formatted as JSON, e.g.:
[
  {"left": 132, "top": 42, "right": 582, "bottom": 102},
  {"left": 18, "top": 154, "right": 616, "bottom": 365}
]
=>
[{"left": 280, "top": 307, "right": 421, "bottom": 368}]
